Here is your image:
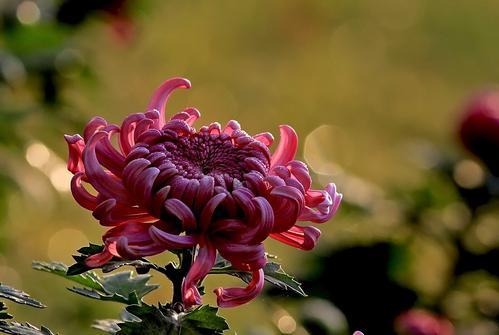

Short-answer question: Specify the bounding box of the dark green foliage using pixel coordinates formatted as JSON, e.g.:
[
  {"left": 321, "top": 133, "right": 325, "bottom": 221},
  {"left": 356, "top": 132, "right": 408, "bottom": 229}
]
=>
[
  {"left": 0, "top": 322, "right": 55, "bottom": 335},
  {"left": 0, "top": 284, "right": 45, "bottom": 309},
  {"left": 115, "top": 304, "right": 228, "bottom": 335},
  {"left": 0, "top": 302, "right": 12, "bottom": 320},
  {"left": 67, "top": 244, "right": 105, "bottom": 276}
]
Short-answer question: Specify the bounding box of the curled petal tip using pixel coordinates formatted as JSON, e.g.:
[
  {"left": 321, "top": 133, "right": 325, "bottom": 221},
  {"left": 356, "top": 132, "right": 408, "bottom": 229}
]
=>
[
  {"left": 147, "top": 77, "right": 192, "bottom": 128},
  {"left": 271, "top": 125, "right": 298, "bottom": 168},
  {"left": 214, "top": 269, "right": 265, "bottom": 308}
]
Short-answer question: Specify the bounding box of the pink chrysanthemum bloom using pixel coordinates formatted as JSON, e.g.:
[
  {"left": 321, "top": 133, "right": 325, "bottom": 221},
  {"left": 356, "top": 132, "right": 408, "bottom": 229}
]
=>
[{"left": 65, "top": 77, "right": 341, "bottom": 308}]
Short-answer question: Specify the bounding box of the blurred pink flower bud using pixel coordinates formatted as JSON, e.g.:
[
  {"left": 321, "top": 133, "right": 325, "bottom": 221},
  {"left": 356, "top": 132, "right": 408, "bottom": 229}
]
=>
[
  {"left": 395, "top": 309, "right": 454, "bottom": 335},
  {"left": 459, "top": 90, "right": 499, "bottom": 175}
]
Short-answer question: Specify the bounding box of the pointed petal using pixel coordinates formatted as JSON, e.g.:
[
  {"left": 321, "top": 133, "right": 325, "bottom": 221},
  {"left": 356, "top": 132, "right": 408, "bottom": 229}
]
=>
[
  {"left": 270, "top": 125, "right": 298, "bottom": 168},
  {"left": 146, "top": 78, "right": 192, "bottom": 128}
]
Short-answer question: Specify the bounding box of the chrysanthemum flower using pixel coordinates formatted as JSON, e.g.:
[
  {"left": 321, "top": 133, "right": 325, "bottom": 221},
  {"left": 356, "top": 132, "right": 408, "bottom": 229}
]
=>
[{"left": 65, "top": 77, "right": 341, "bottom": 308}]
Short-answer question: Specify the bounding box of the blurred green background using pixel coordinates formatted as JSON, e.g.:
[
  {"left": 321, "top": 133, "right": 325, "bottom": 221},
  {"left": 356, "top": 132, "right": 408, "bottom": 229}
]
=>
[{"left": 1, "top": 0, "right": 499, "bottom": 334}]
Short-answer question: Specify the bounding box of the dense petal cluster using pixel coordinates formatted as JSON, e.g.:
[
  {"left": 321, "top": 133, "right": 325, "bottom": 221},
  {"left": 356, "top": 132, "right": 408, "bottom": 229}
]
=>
[
  {"left": 65, "top": 77, "right": 341, "bottom": 308},
  {"left": 459, "top": 90, "right": 499, "bottom": 176}
]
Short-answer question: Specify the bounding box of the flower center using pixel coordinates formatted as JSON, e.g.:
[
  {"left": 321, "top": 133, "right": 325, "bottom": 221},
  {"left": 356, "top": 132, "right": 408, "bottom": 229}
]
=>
[
  {"left": 126, "top": 129, "right": 271, "bottom": 190},
  {"left": 154, "top": 133, "right": 251, "bottom": 180}
]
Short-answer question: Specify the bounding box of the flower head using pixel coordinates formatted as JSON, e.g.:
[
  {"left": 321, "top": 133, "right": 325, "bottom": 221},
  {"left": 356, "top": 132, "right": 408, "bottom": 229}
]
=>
[
  {"left": 65, "top": 77, "right": 341, "bottom": 308},
  {"left": 459, "top": 90, "right": 499, "bottom": 176}
]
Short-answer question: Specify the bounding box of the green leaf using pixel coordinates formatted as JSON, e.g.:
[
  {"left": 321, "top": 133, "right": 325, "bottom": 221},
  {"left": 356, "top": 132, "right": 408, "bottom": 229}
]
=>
[
  {"left": 101, "top": 272, "right": 159, "bottom": 303},
  {"left": 116, "top": 304, "right": 229, "bottom": 335},
  {"left": 261, "top": 262, "right": 306, "bottom": 297},
  {"left": 0, "top": 302, "right": 12, "bottom": 320},
  {"left": 32, "top": 261, "right": 103, "bottom": 291},
  {"left": 181, "top": 305, "right": 229, "bottom": 334},
  {"left": 67, "top": 287, "right": 138, "bottom": 305},
  {"left": 102, "top": 260, "right": 157, "bottom": 274},
  {"left": 0, "top": 284, "right": 45, "bottom": 308},
  {"left": 69, "top": 271, "right": 158, "bottom": 305},
  {"left": 34, "top": 261, "right": 158, "bottom": 305},
  {"left": 115, "top": 305, "right": 175, "bottom": 335},
  {"left": 92, "top": 319, "right": 121, "bottom": 334},
  {"left": 211, "top": 257, "right": 306, "bottom": 297},
  {"left": 0, "top": 322, "right": 55, "bottom": 335}
]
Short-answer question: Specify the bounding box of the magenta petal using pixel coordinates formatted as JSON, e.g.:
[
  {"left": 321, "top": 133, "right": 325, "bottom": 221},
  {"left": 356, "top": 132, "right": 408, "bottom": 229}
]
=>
[
  {"left": 149, "top": 226, "right": 196, "bottom": 249},
  {"left": 95, "top": 130, "right": 126, "bottom": 177},
  {"left": 245, "top": 197, "right": 274, "bottom": 244},
  {"left": 217, "top": 242, "right": 266, "bottom": 271},
  {"left": 122, "top": 158, "right": 151, "bottom": 189},
  {"left": 133, "top": 118, "right": 154, "bottom": 142},
  {"left": 287, "top": 160, "right": 312, "bottom": 190},
  {"left": 223, "top": 120, "right": 241, "bottom": 135},
  {"left": 83, "top": 132, "right": 132, "bottom": 204},
  {"left": 119, "top": 113, "right": 146, "bottom": 155},
  {"left": 83, "top": 116, "right": 108, "bottom": 142},
  {"left": 253, "top": 132, "right": 274, "bottom": 146},
  {"left": 163, "top": 198, "right": 197, "bottom": 231},
  {"left": 131, "top": 167, "right": 160, "bottom": 207},
  {"left": 232, "top": 187, "right": 256, "bottom": 219},
  {"left": 214, "top": 269, "right": 264, "bottom": 308},
  {"left": 92, "top": 198, "right": 152, "bottom": 226},
  {"left": 270, "top": 185, "right": 305, "bottom": 232},
  {"left": 271, "top": 225, "right": 321, "bottom": 250},
  {"left": 182, "top": 243, "right": 216, "bottom": 308},
  {"left": 270, "top": 125, "right": 298, "bottom": 168},
  {"left": 85, "top": 248, "right": 113, "bottom": 267},
  {"left": 200, "top": 193, "right": 227, "bottom": 231},
  {"left": 170, "top": 107, "right": 201, "bottom": 126},
  {"left": 65, "top": 134, "right": 85, "bottom": 174},
  {"left": 146, "top": 77, "right": 192, "bottom": 128},
  {"left": 70, "top": 172, "right": 98, "bottom": 210},
  {"left": 299, "top": 183, "right": 342, "bottom": 223}
]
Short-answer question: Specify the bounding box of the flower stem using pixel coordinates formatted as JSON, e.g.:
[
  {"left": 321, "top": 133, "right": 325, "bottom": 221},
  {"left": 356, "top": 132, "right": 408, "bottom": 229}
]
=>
[{"left": 165, "top": 248, "right": 194, "bottom": 310}]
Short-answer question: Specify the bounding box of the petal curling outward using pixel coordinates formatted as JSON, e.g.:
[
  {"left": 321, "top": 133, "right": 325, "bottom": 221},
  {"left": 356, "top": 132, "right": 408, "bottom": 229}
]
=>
[
  {"left": 270, "top": 125, "right": 298, "bottom": 168},
  {"left": 66, "top": 77, "right": 342, "bottom": 309},
  {"left": 214, "top": 269, "right": 265, "bottom": 308},
  {"left": 270, "top": 225, "right": 321, "bottom": 251},
  {"left": 146, "top": 77, "right": 192, "bottom": 128},
  {"left": 182, "top": 242, "right": 216, "bottom": 309}
]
